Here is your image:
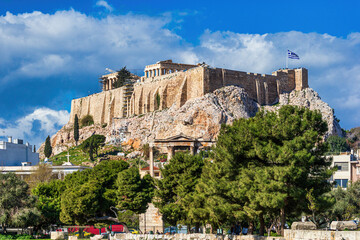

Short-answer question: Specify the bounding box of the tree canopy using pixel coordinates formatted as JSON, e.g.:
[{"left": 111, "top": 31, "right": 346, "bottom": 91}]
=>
[
  {"left": 326, "top": 135, "right": 350, "bottom": 153},
  {"left": 44, "top": 135, "right": 52, "bottom": 158},
  {"left": 112, "top": 67, "right": 131, "bottom": 89},
  {"left": 74, "top": 114, "right": 79, "bottom": 145},
  {"left": 192, "top": 106, "right": 334, "bottom": 235},
  {"left": 81, "top": 134, "right": 106, "bottom": 161},
  {"left": 154, "top": 152, "right": 204, "bottom": 226},
  {"left": 0, "top": 173, "right": 40, "bottom": 232}
]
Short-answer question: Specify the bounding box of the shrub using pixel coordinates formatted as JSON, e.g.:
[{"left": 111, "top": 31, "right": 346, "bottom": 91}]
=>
[{"left": 81, "top": 115, "right": 94, "bottom": 127}]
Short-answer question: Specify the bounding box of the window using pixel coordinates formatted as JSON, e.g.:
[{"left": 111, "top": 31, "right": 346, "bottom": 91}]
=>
[
  {"left": 334, "top": 162, "right": 349, "bottom": 171},
  {"left": 334, "top": 179, "right": 348, "bottom": 188}
]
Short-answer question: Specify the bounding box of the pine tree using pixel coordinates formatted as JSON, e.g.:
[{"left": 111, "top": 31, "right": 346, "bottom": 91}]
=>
[
  {"left": 112, "top": 67, "right": 131, "bottom": 89},
  {"left": 154, "top": 152, "right": 204, "bottom": 226},
  {"left": 44, "top": 136, "right": 52, "bottom": 158},
  {"left": 196, "top": 106, "right": 334, "bottom": 235},
  {"left": 74, "top": 114, "right": 79, "bottom": 146}
]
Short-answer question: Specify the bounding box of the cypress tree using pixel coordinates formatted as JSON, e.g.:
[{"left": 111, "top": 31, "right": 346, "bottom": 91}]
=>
[
  {"left": 44, "top": 136, "right": 52, "bottom": 158},
  {"left": 74, "top": 114, "right": 79, "bottom": 146}
]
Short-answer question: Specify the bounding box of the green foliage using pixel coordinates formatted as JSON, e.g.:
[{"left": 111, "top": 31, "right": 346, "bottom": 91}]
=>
[
  {"left": 326, "top": 135, "right": 350, "bottom": 153},
  {"left": 0, "top": 234, "right": 33, "bottom": 239},
  {"left": 44, "top": 136, "right": 52, "bottom": 158},
  {"left": 116, "top": 167, "right": 154, "bottom": 214},
  {"left": 50, "top": 144, "right": 121, "bottom": 166},
  {"left": 0, "top": 173, "right": 40, "bottom": 231},
  {"left": 74, "top": 114, "right": 79, "bottom": 145},
  {"left": 60, "top": 180, "right": 102, "bottom": 225},
  {"left": 32, "top": 180, "right": 66, "bottom": 226},
  {"left": 195, "top": 106, "right": 333, "bottom": 235},
  {"left": 81, "top": 135, "right": 106, "bottom": 161},
  {"left": 156, "top": 93, "right": 161, "bottom": 110},
  {"left": 154, "top": 152, "right": 204, "bottom": 226},
  {"left": 112, "top": 67, "right": 131, "bottom": 89},
  {"left": 58, "top": 160, "right": 129, "bottom": 224},
  {"left": 327, "top": 181, "right": 360, "bottom": 221},
  {"left": 80, "top": 115, "right": 94, "bottom": 127},
  {"left": 116, "top": 210, "right": 139, "bottom": 227}
]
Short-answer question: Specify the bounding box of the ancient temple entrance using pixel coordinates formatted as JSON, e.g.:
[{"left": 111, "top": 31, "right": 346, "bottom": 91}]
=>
[{"left": 147, "top": 134, "right": 215, "bottom": 177}]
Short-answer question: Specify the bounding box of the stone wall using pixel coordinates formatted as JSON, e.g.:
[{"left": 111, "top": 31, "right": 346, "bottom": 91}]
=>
[
  {"left": 67, "top": 64, "right": 308, "bottom": 127},
  {"left": 68, "top": 87, "right": 125, "bottom": 125},
  {"left": 284, "top": 229, "right": 360, "bottom": 240},
  {"left": 111, "top": 233, "right": 284, "bottom": 240}
]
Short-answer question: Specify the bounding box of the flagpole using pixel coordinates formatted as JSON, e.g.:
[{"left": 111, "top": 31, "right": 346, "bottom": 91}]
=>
[{"left": 286, "top": 50, "right": 288, "bottom": 69}]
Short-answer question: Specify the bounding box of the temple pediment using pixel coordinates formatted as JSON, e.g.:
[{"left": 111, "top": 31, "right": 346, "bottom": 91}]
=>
[{"left": 156, "top": 133, "right": 197, "bottom": 142}]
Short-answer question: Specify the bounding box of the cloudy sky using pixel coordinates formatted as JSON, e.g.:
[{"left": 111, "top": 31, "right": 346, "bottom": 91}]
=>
[{"left": 0, "top": 0, "right": 360, "bottom": 147}]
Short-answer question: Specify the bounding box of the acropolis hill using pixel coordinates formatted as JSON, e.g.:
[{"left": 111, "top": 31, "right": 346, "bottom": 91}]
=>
[
  {"left": 42, "top": 60, "right": 342, "bottom": 157},
  {"left": 68, "top": 60, "right": 308, "bottom": 125}
]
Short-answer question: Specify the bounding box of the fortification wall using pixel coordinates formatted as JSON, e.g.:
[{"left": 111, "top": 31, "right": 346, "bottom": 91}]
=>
[
  {"left": 67, "top": 64, "right": 308, "bottom": 126},
  {"left": 68, "top": 87, "right": 125, "bottom": 125},
  {"left": 204, "top": 68, "right": 294, "bottom": 105},
  {"left": 129, "top": 67, "right": 204, "bottom": 115}
]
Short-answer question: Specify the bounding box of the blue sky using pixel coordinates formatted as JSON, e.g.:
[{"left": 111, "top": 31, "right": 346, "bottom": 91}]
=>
[{"left": 0, "top": 0, "right": 360, "bottom": 147}]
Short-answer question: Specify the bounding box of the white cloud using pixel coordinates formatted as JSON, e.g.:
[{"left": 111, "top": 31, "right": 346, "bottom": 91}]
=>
[
  {"left": 0, "top": 9, "right": 360, "bottom": 130},
  {"left": 0, "top": 108, "right": 70, "bottom": 148},
  {"left": 0, "top": 10, "right": 193, "bottom": 84},
  {"left": 95, "top": 1, "right": 114, "bottom": 12}
]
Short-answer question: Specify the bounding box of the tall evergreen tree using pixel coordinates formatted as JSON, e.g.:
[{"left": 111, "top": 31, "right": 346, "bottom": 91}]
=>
[
  {"left": 74, "top": 114, "right": 79, "bottom": 146},
  {"left": 154, "top": 152, "right": 204, "bottom": 227},
  {"left": 44, "top": 135, "right": 52, "bottom": 158},
  {"left": 116, "top": 167, "right": 154, "bottom": 214},
  {"left": 196, "top": 106, "right": 334, "bottom": 235},
  {"left": 112, "top": 67, "right": 131, "bottom": 89}
]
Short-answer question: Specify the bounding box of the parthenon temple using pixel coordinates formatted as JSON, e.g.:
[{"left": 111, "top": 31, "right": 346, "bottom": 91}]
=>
[{"left": 143, "top": 59, "right": 198, "bottom": 78}]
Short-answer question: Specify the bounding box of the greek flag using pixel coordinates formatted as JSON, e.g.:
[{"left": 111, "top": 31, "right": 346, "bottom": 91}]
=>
[{"left": 288, "top": 50, "right": 300, "bottom": 59}]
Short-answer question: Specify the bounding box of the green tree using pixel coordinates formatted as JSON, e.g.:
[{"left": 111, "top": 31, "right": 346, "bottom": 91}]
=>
[
  {"left": 60, "top": 180, "right": 102, "bottom": 224},
  {"left": 0, "top": 173, "right": 40, "bottom": 232},
  {"left": 44, "top": 135, "right": 52, "bottom": 158},
  {"left": 154, "top": 152, "right": 204, "bottom": 227},
  {"left": 32, "top": 179, "right": 66, "bottom": 227},
  {"left": 81, "top": 114, "right": 94, "bottom": 127},
  {"left": 116, "top": 167, "right": 154, "bottom": 214},
  {"left": 58, "top": 160, "right": 131, "bottom": 225},
  {"left": 74, "top": 114, "right": 79, "bottom": 145},
  {"left": 81, "top": 134, "right": 106, "bottom": 161},
  {"left": 112, "top": 67, "right": 131, "bottom": 89},
  {"left": 197, "top": 106, "right": 333, "bottom": 235},
  {"left": 326, "top": 135, "right": 350, "bottom": 153}
]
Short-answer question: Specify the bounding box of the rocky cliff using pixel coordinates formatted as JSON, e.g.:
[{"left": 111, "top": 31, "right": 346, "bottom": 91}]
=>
[{"left": 40, "top": 86, "right": 342, "bottom": 158}]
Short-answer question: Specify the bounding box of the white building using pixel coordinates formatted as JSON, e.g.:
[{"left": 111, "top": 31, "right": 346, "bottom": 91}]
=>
[
  {"left": 0, "top": 137, "right": 39, "bottom": 166},
  {"left": 0, "top": 164, "right": 90, "bottom": 179},
  {"left": 330, "top": 151, "right": 360, "bottom": 189}
]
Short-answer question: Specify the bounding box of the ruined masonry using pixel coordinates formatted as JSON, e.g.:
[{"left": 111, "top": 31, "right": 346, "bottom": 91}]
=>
[{"left": 69, "top": 60, "right": 308, "bottom": 125}]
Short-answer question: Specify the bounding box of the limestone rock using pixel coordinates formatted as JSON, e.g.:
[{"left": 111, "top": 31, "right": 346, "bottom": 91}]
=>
[
  {"left": 42, "top": 86, "right": 342, "bottom": 158},
  {"left": 266, "top": 88, "right": 343, "bottom": 138},
  {"left": 126, "top": 151, "right": 142, "bottom": 159},
  {"left": 330, "top": 221, "right": 357, "bottom": 230},
  {"left": 291, "top": 221, "right": 316, "bottom": 230}
]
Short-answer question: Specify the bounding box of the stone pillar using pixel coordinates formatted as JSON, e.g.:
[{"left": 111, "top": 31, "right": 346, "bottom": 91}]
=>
[
  {"left": 159, "top": 68, "right": 162, "bottom": 76},
  {"left": 190, "top": 145, "right": 195, "bottom": 155},
  {"left": 167, "top": 146, "right": 174, "bottom": 161},
  {"left": 149, "top": 145, "right": 154, "bottom": 177}
]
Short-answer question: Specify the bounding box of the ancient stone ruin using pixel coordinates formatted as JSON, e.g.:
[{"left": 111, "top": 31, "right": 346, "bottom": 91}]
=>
[{"left": 69, "top": 60, "right": 308, "bottom": 126}]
